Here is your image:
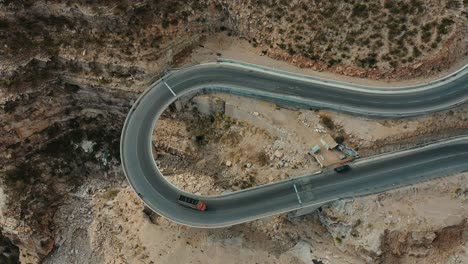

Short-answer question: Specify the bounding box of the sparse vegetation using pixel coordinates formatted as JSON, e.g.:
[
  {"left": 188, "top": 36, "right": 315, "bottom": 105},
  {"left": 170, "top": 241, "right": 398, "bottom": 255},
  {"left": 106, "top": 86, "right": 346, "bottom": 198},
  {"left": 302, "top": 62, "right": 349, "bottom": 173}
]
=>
[
  {"left": 219, "top": 0, "right": 463, "bottom": 70},
  {"left": 64, "top": 83, "right": 80, "bottom": 93},
  {"left": 0, "top": 232, "right": 19, "bottom": 264},
  {"left": 4, "top": 100, "right": 17, "bottom": 113},
  {"left": 0, "top": 19, "right": 8, "bottom": 28},
  {"left": 0, "top": 78, "right": 16, "bottom": 87},
  {"left": 357, "top": 53, "right": 378, "bottom": 68},
  {"left": 320, "top": 116, "right": 335, "bottom": 130},
  {"left": 0, "top": 1, "right": 466, "bottom": 262},
  {"left": 352, "top": 3, "right": 369, "bottom": 18},
  {"left": 0, "top": 0, "right": 212, "bottom": 64},
  {"left": 437, "top": 17, "right": 454, "bottom": 35},
  {"left": 334, "top": 135, "right": 345, "bottom": 144},
  {"left": 46, "top": 123, "right": 60, "bottom": 138},
  {"left": 446, "top": 0, "right": 461, "bottom": 9},
  {"left": 162, "top": 19, "right": 170, "bottom": 29},
  {"left": 103, "top": 188, "right": 120, "bottom": 200},
  {"left": 0, "top": 0, "right": 463, "bottom": 73},
  {"left": 252, "top": 150, "right": 269, "bottom": 166},
  {"left": 335, "top": 236, "right": 343, "bottom": 244},
  {"left": 3, "top": 163, "right": 36, "bottom": 189}
]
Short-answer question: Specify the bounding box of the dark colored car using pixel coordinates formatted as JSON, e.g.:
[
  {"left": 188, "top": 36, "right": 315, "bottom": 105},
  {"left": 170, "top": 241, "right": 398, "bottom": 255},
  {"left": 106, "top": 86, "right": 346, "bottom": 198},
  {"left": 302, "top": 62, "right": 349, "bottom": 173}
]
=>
[
  {"left": 178, "top": 195, "right": 207, "bottom": 211},
  {"left": 334, "top": 164, "right": 351, "bottom": 173}
]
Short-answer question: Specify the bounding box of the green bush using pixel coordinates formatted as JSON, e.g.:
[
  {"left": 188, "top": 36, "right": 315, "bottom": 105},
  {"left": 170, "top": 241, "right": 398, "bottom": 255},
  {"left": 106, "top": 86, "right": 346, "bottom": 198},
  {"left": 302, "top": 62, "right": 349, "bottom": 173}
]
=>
[
  {"left": 358, "top": 53, "right": 378, "bottom": 68},
  {"left": 0, "top": 19, "right": 9, "bottom": 28},
  {"left": 421, "top": 30, "right": 432, "bottom": 42},
  {"left": 0, "top": 78, "right": 16, "bottom": 87},
  {"left": 64, "top": 83, "right": 80, "bottom": 93},
  {"left": 103, "top": 188, "right": 119, "bottom": 200},
  {"left": 437, "top": 17, "right": 454, "bottom": 35},
  {"left": 4, "top": 163, "right": 36, "bottom": 185},
  {"left": 413, "top": 47, "right": 422, "bottom": 57},
  {"left": 352, "top": 4, "right": 369, "bottom": 18},
  {"left": 446, "top": 0, "right": 461, "bottom": 9},
  {"left": 162, "top": 19, "right": 170, "bottom": 28}
]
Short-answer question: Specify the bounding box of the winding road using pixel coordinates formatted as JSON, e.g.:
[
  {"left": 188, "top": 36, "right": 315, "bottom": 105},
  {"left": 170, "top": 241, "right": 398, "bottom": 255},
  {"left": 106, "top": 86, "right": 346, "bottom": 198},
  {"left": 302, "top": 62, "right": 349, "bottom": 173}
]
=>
[{"left": 121, "top": 60, "right": 468, "bottom": 228}]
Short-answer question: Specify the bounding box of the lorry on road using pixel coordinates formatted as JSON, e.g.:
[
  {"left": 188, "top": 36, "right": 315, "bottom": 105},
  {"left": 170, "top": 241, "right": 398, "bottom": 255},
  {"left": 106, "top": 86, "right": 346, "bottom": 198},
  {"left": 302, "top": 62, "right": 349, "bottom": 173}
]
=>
[{"left": 178, "top": 195, "right": 207, "bottom": 211}]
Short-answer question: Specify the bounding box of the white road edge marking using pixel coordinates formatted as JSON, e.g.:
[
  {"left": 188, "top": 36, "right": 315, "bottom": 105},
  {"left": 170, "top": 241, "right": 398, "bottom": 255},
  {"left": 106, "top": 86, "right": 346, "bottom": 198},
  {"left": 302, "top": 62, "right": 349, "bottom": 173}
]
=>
[
  {"left": 313, "top": 152, "right": 468, "bottom": 192},
  {"left": 293, "top": 184, "right": 302, "bottom": 205},
  {"left": 164, "top": 82, "right": 177, "bottom": 97},
  {"left": 218, "top": 59, "right": 468, "bottom": 94}
]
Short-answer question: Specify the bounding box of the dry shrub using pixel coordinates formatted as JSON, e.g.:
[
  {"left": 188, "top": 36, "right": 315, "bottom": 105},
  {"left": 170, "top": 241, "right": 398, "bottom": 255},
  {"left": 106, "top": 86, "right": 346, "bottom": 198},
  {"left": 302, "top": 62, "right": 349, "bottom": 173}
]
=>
[
  {"left": 252, "top": 150, "right": 269, "bottom": 166},
  {"left": 321, "top": 115, "right": 335, "bottom": 130}
]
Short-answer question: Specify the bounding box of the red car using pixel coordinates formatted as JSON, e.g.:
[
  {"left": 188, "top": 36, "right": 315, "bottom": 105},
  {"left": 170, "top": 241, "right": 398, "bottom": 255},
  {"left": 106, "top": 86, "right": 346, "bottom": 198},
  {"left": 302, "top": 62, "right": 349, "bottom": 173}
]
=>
[{"left": 178, "top": 195, "right": 207, "bottom": 211}]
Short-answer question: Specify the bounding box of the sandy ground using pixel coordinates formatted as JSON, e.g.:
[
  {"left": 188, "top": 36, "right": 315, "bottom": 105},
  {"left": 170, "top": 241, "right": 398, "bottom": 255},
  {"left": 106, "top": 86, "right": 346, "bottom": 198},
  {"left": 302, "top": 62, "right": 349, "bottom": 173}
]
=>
[
  {"left": 215, "top": 94, "right": 351, "bottom": 167},
  {"left": 43, "top": 184, "right": 362, "bottom": 264},
  {"left": 320, "top": 172, "right": 468, "bottom": 264},
  {"left": 39, "top": 34, "right": 468, "bottom": 264},
  {"left": 153, "top": 93, "right": 356, "bottom": 195},
  {"left": 72, "top": 33, "right": 468, "bottom": 262},
  {"left": 153, "top": 91, "right": 468, "bottom": 195},
  {"left": 40, "top": 170, "right": 468, "bottom": 264},
  {"left": 178, "top": 32, "right": 468, "bottom": 88}
]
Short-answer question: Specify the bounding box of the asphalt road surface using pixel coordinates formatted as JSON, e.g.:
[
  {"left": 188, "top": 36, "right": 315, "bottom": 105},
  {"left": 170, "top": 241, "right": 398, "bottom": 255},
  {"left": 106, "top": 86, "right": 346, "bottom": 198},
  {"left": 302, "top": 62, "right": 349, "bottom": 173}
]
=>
[{"left": 121, "top": 61, "right": 468, "bottom": 227}]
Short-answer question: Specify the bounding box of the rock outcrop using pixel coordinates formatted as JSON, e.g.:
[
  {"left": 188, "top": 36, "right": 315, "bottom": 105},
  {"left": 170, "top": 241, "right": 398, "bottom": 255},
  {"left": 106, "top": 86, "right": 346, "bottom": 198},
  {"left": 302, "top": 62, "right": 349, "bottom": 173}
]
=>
[{"left": 318, "top": 173, "right": 468, "bottom": 263}]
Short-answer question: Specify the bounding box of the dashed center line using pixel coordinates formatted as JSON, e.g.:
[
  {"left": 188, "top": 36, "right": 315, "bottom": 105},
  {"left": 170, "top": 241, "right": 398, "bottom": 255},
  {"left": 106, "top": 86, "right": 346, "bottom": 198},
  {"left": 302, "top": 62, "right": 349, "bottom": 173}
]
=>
[
  {"left": 293, "top": 184, "right": 302, "bottom": 205},
  {"left": 310, "top": 152, "right": 468, "bottom": 192}
]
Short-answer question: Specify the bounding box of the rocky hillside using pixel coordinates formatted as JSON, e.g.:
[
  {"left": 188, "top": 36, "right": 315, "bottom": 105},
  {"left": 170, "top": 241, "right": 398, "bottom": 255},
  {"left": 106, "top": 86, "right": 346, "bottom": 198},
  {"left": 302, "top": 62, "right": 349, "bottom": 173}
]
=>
[
  {"left": 219, "top": 0, "right": 468, "bottom": 78},
  {"left": 0, "top": 0, "right": 467, "bottom": 263},
  {"left": 0, "top": 0, "right": 223, "bottom": 262}
]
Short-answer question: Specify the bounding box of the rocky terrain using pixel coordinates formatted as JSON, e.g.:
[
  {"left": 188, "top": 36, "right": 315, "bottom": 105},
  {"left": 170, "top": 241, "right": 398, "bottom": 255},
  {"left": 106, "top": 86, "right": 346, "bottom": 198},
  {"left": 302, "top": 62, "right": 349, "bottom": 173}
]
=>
[
  {"left": 41, "top": 172, "right": 468, "bottom": 264},
  {"left": 154, "top": 93, "right": 468, "bottom": 194},
  {"left": 319, "top": 173, "right": 468, "bottom": 264},
  {"left": 220, "top": 0, "right": 468, "bottom": 79},
  {"left": 0, "top": 0, "right": 221, "bottom": 262},
  {"left": 153, "top": 98, "right": 321, "bottom": 195},
  {"left": 0, "top": 0, "right": 467, "bottom": 263}
]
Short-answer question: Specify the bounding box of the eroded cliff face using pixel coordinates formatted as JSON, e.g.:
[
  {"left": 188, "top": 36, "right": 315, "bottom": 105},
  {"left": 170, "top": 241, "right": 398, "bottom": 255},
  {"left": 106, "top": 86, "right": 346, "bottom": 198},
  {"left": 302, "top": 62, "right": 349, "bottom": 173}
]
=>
[
  {"left": 1, "top": 60, "right": 134, "bottom": 261},
  {"left": 0, "top": 1, "right": 223, "bottom": 262}
]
